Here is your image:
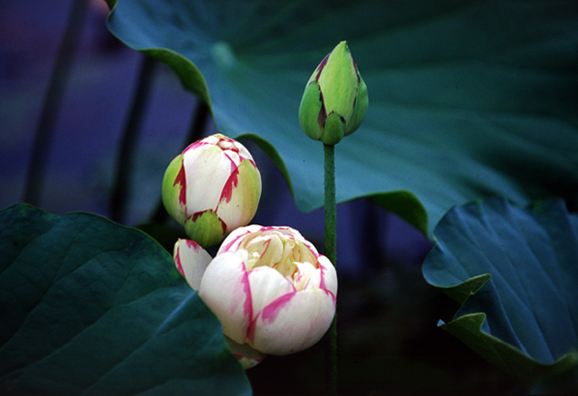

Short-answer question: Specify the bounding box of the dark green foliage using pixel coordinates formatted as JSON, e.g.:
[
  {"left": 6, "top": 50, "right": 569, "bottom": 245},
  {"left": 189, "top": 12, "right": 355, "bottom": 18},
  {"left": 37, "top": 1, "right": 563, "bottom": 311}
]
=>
[
  {"left": 423, "top": 198, "right": 578, "bottom": 389},
  {"left": 107, "top": 0, "right": 578, "bottom": 234},
  {"left": 0, "top": 204, "right": 250, "bottom": 395}
]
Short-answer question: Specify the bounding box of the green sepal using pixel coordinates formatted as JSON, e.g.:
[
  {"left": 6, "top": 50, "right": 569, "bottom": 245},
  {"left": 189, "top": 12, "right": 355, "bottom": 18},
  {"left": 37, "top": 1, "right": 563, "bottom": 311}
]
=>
[
  {"left": 161, "top": 154, "right": 186, "bottom": 225},
  {"left": 298, "top": 81, "right": 323, "bottom": 141},
  {"left": 346, "top": 75, "right": 369, "bottom": 136},
  {"left": 320, "top": 112, "right": 346, "bottom": 145},
  {"left": 184, "top": 210, "right": 226, "bottom": 248}
]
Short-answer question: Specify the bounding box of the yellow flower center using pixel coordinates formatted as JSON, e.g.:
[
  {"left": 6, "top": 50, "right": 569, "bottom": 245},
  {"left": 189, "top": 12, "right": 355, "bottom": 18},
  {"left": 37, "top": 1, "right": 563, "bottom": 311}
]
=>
[{"left": 242, "top": 232, "right": 318, "bottom": 287}]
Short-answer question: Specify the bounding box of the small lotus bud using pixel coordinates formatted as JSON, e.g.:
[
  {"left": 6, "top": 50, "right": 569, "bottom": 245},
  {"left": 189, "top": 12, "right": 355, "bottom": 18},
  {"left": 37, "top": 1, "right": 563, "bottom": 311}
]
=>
[
  {"left": 162, "top": 134, "right": 261, "bottom": 248},
  {"left": 299, "top": 41, "right": 368, "bottom": 145}
]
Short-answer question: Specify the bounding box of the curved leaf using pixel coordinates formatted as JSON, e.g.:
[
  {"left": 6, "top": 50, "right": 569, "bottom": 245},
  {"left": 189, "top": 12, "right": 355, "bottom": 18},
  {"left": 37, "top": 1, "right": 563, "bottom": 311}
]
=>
[
  {"left": 422, "top": 197, "right": 578, "bottom": 389},
  {"left": 0, "top": 204, "right": 250, "bottom": 395},
  {"left": 106, "top": 0, "right": 578, "bottom": 234},
  {"left": 365, "top": 191, "right": 428, "bottom": 236}
]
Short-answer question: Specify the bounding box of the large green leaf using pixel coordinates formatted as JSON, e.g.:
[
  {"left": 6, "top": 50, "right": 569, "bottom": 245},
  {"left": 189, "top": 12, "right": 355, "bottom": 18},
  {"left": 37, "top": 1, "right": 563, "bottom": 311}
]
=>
[
  {"left": 0, "top": 204, "right": 250, "bottom": 395},
  {"left": 422, "top": 197, "right": 578, "bottom": 389},
  {"left": 106, "top": 0, "right": 578, "bottom": 234}
]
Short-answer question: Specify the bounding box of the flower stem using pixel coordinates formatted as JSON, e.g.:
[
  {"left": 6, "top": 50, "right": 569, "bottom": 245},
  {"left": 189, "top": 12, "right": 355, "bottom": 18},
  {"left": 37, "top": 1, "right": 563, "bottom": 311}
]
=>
[
  {"left": 110, "top": 54, "right": 156, "bottom": 223},
  {"left": 324, "top": 143, "right": 337, "bottom": 396},
  {"left": 23, "top": 0, "right": 89, "bottom": 206},
  {"left": 324, "top": 144, "right": 337, "bottom": 265}
]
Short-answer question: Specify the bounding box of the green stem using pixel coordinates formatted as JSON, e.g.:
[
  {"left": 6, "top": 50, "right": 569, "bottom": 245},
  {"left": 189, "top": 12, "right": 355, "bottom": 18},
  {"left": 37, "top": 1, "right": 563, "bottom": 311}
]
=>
[
  {"left": 324, "top": 144, "right": 337, "bottom": 264},
  {"left": 324, "top": 143, "right": 337, "bottom": 396},
  {"left": 24, "top": 0, "right": 89, "bottom": 205},
  {"left": 110, "top": 55, "right": 156, "bottom": 223}
]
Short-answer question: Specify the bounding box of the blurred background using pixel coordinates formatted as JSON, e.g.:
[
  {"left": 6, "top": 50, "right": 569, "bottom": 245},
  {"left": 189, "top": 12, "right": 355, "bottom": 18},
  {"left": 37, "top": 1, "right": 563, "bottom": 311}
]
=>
[{"left": 0, "top": 0, "right": 532, "bottom": 394}]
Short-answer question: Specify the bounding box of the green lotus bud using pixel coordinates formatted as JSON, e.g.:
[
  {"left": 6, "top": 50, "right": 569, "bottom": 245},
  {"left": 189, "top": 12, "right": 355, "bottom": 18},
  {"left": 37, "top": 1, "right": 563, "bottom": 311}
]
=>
[{"left": 299, "top": 41, "right": 368, "bottom": 145}]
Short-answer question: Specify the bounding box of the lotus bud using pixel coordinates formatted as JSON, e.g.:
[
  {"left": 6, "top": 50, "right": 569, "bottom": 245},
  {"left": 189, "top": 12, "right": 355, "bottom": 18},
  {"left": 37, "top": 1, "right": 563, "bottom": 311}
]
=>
[
  {"left": 162, "top": 134, "right": 261, "bottom": 248},
  {"left": 173, "top": 225, "right": 338, "bottom": 366},
  {"left": 299, "top": 41, "right": 368, "bottom": 145}
]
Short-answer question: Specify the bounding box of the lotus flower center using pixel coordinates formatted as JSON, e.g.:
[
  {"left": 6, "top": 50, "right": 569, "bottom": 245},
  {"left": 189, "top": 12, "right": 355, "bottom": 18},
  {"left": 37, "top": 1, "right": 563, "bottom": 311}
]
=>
[
  {"left": 217, "top": 139, "right": 236, "bottom": 151},
  {"left": 243, "top": 233, "right": 318, "bottom": 285}
]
